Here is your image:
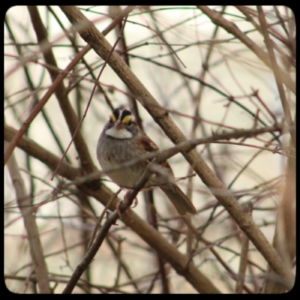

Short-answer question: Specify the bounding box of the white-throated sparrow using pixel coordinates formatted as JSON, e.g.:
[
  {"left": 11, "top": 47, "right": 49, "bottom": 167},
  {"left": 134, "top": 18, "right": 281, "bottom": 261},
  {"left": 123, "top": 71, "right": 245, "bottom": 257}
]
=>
[{"left": 96, "top": 108, "right": 197, "bottom": 215}]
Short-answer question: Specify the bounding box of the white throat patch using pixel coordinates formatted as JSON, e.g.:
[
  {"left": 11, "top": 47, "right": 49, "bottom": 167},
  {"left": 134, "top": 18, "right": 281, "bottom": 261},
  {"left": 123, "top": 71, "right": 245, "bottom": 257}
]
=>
[{"left": 105, "top": 127, "right": 132, "bottom": 139}]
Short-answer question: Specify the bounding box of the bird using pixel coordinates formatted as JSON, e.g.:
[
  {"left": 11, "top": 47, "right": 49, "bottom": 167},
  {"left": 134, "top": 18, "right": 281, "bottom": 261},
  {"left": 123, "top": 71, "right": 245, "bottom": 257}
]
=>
[{"left": 96, "top": 107, "right": 197, "bottom": 215}]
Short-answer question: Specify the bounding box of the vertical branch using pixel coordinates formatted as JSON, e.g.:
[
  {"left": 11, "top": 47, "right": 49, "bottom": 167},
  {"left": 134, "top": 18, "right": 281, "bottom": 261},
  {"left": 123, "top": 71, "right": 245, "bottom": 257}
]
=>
[
  {"left": 236, "top": 202, "right": 252, "bottom": 293},
  {"left": 263, "top": 139, "right": 295, "bottom": 293},
  {"left": 256, "top": 6, "right": 295, "bottom": 146},
  {"left": 5, "top": 141, "right": 51, "bottom": 294}
]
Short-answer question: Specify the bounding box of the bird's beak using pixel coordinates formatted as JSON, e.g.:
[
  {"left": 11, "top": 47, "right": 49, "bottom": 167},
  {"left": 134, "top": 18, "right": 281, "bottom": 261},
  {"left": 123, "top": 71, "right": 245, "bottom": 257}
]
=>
[{"left": 116, "top": 121, "right": 125, "bottom": 130}]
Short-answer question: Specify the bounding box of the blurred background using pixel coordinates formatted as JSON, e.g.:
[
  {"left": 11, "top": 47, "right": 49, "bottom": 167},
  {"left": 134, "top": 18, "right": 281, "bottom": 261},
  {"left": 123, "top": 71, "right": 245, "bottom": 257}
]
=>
[{"left": 4, "top": 6, "right": 295, "bottom": 293}]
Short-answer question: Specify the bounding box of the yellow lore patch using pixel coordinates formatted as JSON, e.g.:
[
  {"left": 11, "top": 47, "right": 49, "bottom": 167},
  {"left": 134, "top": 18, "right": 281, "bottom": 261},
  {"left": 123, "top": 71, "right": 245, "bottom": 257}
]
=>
[
  {"left": 122, "top": 115, "right": 132, "bottom": 123},
  {"left": 110, "top": 114, "right": 117, "bottom": 122}
]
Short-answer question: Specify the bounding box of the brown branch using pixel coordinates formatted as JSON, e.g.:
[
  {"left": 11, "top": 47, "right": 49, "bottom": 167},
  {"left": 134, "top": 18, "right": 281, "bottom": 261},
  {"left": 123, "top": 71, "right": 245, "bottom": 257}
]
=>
[
  {"left": 5, "top": 141, "right": 51, "bottom": 294},
  {"left": 236, "top": 202, "right": 253, "bottom": 293},
  {"left": 5, "top": 125, "right": 81, "bottom": 180},
  {"left": 26, "top": 6, "right": 97, "bottom": 175},
  {"left": 256, "top": 6, "right": 295, "bottom": 146},
  {"left": 69, "top": 125, "right": 282, "bottom": 188},
  {"left": 263, "top": 138, "right": 295, "bottom": 293}
]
